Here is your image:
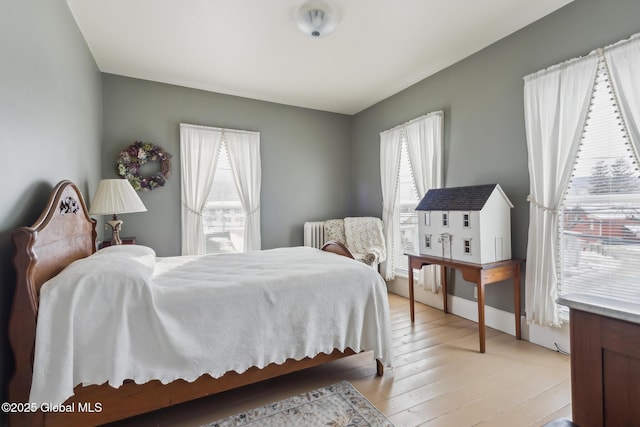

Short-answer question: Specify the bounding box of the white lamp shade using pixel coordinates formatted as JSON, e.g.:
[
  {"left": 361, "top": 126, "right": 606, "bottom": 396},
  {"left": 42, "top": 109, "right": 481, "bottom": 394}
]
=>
[{"left": 89, "top": 179, "right": 147, "bottom": 215}]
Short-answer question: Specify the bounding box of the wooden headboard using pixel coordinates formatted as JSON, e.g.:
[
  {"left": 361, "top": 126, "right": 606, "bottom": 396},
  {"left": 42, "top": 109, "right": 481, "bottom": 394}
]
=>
[{"left": 9, "top": 180, "right": 96, "bottom": 405}]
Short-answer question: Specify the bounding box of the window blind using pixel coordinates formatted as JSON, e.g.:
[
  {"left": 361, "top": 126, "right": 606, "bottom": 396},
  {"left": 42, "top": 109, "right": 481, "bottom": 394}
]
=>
[
  {"left": 559, "top": 58, "right": 640, "bottom": 305},
  {"left": 396, "top": 138, "right": 419, "bottom": 275}
]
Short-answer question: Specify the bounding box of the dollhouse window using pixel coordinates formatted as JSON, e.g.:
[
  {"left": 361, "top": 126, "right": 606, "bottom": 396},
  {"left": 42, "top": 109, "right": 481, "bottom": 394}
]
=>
[
  {"left": 425, "top": 234, "right": 432, "bottom": 249},
  {"left": 463, "top": 238, "right": 472, "bottom": 254},
  {"left": 424, "top": 212, "right": 430, "bottom": 226},
  {"left": 463, "top": 213, "right": 470, "bottom": 228},
  {"left": 442, "top": 212, "right": 449, "bottom": 226}
]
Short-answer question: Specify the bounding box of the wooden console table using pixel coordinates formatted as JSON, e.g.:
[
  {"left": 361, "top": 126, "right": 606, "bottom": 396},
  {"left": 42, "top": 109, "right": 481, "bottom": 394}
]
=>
[{"left": 407, "top": 253, "right": 522, "bottom": 353}]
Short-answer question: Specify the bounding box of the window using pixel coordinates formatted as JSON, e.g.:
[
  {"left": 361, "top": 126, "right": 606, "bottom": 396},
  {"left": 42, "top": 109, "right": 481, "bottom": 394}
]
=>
[
  {"left": 558, "top": 59, "right": 640, "bottom": 307},
  {"left": 463, "top": 238, "right": 472, "bottom": 255},
  {"left": 442, "top": 212, "right": 449, "bottom": 227},
  {"left": 203, "top": 142, "right": 245, "bottom": 254},
  {"left": 425, "top": 234, "right": 432, "bottom": 249},
  {"left": 424, "top": 212, "right": 431, "bottom": 226},
  {"left": 396, "top": 139, "right": 420, "bottom": 275},
  {"left": 180, "top": 123, "right": 261, "bottom": 256},
  {"left": 380, "top": 111, "right": 443, "bottom": 281},
  {"left": 523, "top": 36, "right": 640, "bottom": 327},
  {"left": 463, "top": 213, "right": 470, "bottom": 228}
]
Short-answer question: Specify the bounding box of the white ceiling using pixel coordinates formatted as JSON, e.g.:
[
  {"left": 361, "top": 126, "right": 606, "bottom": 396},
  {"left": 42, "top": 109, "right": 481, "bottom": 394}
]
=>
[{"left": 67, "top": 0, "right": 573, "bottom": 115}]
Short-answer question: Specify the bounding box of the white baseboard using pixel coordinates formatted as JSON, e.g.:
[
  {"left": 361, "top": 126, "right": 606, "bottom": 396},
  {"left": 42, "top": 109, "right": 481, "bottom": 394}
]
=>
[
  {"left": 446, "top": 293, "right": 518, "bottom": 335},
  {"left": 387, "top": 276, "right": 569, "bottom": 352},
  {"left": 526, "top": 321, "right": 570, "bottom": 353}
]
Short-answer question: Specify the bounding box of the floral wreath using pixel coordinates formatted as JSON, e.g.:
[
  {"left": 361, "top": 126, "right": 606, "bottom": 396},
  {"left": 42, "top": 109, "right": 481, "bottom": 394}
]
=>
[{"left": 116, "top": 141, "right": 172, "bottom": 191}]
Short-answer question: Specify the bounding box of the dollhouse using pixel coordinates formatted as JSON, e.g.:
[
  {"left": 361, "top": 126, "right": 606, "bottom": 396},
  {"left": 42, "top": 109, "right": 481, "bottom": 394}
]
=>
[{"left": 416, "top": 183, "right": 513, "bottom": 263}]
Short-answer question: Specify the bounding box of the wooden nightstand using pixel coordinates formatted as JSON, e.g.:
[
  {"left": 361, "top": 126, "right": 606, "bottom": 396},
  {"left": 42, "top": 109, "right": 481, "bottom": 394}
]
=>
[{"left": 99, "top": 236, "right": 136, "bottom": 249}]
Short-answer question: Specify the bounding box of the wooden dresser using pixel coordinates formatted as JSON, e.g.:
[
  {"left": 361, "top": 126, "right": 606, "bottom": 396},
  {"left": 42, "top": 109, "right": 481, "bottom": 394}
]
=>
[{"left": 558, "top": 294, "right": 640, "bottom": 426}]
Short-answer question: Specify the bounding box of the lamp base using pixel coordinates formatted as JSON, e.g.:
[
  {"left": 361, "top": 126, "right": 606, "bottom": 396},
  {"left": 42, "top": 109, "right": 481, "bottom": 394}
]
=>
[{"left": 106, "top": 215, "right": 124, "bottom": 245}]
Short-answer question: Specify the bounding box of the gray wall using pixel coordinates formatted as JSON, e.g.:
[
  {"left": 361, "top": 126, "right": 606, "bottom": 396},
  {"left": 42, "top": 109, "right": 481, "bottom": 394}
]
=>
[
  {"left": 0, "top": 0, "right": 102, "bottom": 419},
  {"left": 351, "top": 0, "right": 640, "bottom": 311},
  {"left": 101, "top": 74, "right": 352, "bottom": 256}
]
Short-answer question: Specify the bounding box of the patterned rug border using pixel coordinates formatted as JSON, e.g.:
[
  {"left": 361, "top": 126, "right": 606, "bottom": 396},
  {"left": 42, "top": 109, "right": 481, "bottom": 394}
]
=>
[{"left": 204, "top": 380, "right": 394, "bottom": 426}]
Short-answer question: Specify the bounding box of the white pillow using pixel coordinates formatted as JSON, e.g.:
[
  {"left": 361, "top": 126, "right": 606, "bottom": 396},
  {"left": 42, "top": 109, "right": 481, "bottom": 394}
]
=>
[
  {"left": 41, "top": 247, "right": 156, "bottom": 296},
  {"left": 93, "top": 244, "right": 156, "bottom": 275}
]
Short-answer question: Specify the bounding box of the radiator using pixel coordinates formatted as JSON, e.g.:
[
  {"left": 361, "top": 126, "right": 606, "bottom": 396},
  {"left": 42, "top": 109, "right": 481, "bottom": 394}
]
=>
[{"left": 303, "top": 221, "right": 326, "bottom": 248}]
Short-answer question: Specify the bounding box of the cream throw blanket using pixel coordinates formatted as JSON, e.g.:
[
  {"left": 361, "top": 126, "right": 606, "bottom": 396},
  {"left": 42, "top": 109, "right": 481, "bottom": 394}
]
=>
[
  {"left": 30, "top": 246, "right": 393, "bottom": 406},
  {"left": 344, "top": 217, "right": 386, "bottom": 265}
]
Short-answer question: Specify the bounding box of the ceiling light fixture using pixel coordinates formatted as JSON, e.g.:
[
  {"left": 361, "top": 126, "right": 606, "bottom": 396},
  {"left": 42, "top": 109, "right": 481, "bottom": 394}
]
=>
[{"left": 295, "top": 1, "right": 338, "bottom": 38}]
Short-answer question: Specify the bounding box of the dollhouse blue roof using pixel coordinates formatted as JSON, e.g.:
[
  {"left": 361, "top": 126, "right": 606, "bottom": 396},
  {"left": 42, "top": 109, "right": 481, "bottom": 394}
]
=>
[{"left": 416, "top": 183, "right": 513, "bottom": 211}]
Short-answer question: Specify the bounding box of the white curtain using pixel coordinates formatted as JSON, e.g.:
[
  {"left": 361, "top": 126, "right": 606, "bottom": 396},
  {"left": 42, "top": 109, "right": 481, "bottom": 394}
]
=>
[
  {"left": 606, "top": 34, "right": 640, "bottom": 160},
  {"left": 405, "top": 111, "right": 444, "bottom": 292},
  {"left": 226, "top": 130, "right": 262, "bottom": 252},
  {"left": 180, "top": 124, "right": 222, "bottom": 255},
  {"left": 523, "top": 56, "right": 598, "bottom": 327},
  {"left": 379, "top": 127, "right": 403, "bottom": 280}
]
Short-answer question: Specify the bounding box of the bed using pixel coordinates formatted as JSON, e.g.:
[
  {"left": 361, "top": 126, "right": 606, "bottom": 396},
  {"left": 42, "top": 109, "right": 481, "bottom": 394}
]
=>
[{"left": 8, "top": 180, "right": 392, "bottom": 426}]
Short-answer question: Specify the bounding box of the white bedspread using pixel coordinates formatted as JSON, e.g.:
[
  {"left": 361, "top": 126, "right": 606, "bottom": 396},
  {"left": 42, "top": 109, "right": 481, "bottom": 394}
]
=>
[{"left": 30, "top": 246, "right": 393, "bottom": 405}]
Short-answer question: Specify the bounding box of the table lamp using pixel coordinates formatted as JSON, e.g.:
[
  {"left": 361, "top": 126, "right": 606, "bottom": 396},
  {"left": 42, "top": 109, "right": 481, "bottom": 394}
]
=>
[{"left": 89, "top": 179, "right": 147, "bottom": 245}]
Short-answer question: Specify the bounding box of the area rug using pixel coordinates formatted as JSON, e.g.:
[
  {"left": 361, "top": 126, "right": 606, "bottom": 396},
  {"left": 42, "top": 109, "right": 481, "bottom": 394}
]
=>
[{"left": 204, "top": 381, "right": 394, "bottom": 427}]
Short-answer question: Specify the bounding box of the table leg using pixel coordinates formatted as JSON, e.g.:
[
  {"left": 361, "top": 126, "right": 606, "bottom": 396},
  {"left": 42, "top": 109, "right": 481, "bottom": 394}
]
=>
[
  {"left": 514, "top": 263, "right": 522, "bottom": 340},
  {"left": 477, "top": 282, "right": 486, "bottom": 353},
  {"left": 440, "top": 266, "right": 448, "bottom": 313},
  {"left": 409, "top": 258, "right": 415, "bottom": 324}
]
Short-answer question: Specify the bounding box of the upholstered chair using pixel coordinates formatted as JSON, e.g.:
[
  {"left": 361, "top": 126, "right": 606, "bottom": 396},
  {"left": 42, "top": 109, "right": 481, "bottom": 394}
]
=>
[
  {"left": 324, "top": 219, "right": 346, "bottom": 244},
  {"left": 313, "top": 217, "right": 386, "bottom": 269},
  {"left": 340, "top": 217, "right": 386, "bottom": 268}
]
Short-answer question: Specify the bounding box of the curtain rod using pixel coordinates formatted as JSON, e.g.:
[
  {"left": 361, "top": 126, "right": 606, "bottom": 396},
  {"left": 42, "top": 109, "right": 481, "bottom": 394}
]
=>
[
  {"left": 180, "top": 123, "right": 259, "bottom": 136},
  {"left": 380, "top": 110, "right": 443, "bottom": 135},
  {"left": 524, "top": 31, "right": 640, "bottom": 82}
]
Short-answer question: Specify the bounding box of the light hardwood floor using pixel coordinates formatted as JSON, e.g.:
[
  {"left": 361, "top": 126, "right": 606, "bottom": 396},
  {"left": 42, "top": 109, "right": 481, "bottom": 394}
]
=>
[{"left": 112, "top": 293, "right": 571, "bottom": 427}]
